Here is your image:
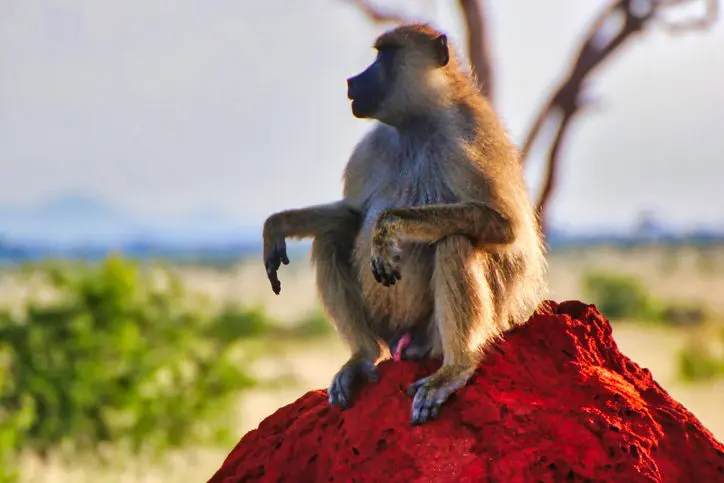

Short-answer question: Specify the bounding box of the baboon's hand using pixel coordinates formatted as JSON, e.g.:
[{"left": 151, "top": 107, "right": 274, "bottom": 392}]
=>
[
  {"left": 262, "top": 216, "right": 289, "bottom": 295},
  {"left": 328, "top": 357, "right": 379, "bottom": 409},
  {"left": 370, "top": 213, "right": 402, "bottom": 286},
  {"left": 407, "top": 365, "right": 474, "bottom": 426}
]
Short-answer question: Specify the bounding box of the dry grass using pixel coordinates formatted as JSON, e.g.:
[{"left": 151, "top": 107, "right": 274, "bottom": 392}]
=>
[{"left": 6, "top": 243, "right": 724, "bottom": 482}]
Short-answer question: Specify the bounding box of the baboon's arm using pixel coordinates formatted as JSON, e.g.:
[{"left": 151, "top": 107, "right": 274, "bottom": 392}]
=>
[
  {"left": 375, "top": 201, "right": 514, "bottom": 248},
  {"left": 263, "top": 201, "right": 361, "bottom": 294},
  {"left": 264, "top": 201, "right": 361, "bottom": 240}
]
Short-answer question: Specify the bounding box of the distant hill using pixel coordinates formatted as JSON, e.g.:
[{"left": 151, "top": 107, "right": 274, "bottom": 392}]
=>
[
  {"left": 0, "top": 193, "right": 139, "bottom": 246},
  {"left": 0, "top": 192, "right": 258, "bottom": 250}
]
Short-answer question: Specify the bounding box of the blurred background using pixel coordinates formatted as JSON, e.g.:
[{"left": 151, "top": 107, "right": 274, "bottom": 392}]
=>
[{"left": 1, "top": 0, "right": 723, "bottom": 481}]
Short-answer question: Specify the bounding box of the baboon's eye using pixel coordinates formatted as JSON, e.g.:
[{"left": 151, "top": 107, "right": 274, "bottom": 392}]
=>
[
  {"left": 376, "top": 42, "right": 400, "bottom": 54},
  {"left": 431, "top": 34, "right": 449, "bottom": 67},
  {"left": 375, "top": 45, "right": 399, "bottom": 65}
]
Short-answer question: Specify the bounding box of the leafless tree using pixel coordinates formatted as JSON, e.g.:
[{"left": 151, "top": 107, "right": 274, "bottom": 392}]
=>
[{"left": 347, "top": 0, "right": 718, "bottom": 234}]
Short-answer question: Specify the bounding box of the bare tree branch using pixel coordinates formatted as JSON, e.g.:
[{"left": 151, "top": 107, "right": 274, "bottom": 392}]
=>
[
  {"left": 346, "top": 0, "right": 409, "bottom": 24},
  {"left": 656, "top": 0, "right": 718, "bottom": 31},
  {"left": 458, "top": 0, "right": 494, "bottom": 100},
  {"left": 520, "top": 0, "right": 717, "bottom": 233}
]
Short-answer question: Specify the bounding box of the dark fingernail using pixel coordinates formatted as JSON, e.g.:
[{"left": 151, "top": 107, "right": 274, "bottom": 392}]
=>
[{"left": 371, "top": 260, "right": 381, "bottom": 282}]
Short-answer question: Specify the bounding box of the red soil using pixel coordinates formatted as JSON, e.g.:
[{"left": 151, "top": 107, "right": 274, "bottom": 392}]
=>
[{"left": 208, "top": 300, "right": 724, "bottom": 483}]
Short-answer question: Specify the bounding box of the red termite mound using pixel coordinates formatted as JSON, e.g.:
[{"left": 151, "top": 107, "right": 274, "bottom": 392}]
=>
[{"left": 208, "top": 300, "right": 724, "bottom": 483}]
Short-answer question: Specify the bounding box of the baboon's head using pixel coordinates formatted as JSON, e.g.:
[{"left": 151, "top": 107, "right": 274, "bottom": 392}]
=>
[{"left": 346, "top": 23, "right": 455, "bottom": 127}]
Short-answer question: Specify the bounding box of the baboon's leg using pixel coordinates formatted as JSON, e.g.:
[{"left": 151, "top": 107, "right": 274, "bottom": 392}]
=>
[
  {"left": 407, "top": 235, "right": 499, "bottom": 425},
  {"left": 312, "top": 221, "right": 383, "bottom": 409}
]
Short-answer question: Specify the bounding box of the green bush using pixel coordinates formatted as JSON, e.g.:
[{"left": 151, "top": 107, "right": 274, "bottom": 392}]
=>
[
  {"left": 0, "top": 255, "right": 271, "bottom": 481},
  {"left": 582, "top": 271, "right": 658, "bottom": 321},
  {"left": 582, "top": 270, "right": 712, "bottom": 327},
  {"left": 678, "top": 346, "right": 724, "bottom": 382},
  {"left": 659, "top": 302, "right": 708, "bottom": 327},
  {"left": 679, "top": 349, "right": 724, "bottom": 382},
  {"left": 678, "top": 326, "right": 724, "bottom": 382}
]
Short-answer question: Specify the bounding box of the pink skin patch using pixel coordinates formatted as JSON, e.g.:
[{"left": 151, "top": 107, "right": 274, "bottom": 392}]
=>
[{"left": 393, "top": 332, "right": 412, "bottom": 361}]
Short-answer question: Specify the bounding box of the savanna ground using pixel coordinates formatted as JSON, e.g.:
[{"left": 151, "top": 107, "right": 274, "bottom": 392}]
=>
[{"left": 3, "top": 243, "right": 724, "bottom": 482}]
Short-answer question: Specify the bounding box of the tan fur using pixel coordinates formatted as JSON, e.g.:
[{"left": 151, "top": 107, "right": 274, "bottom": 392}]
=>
[{"left": 262, "top": 23, "right": 548, "bottom": 419}]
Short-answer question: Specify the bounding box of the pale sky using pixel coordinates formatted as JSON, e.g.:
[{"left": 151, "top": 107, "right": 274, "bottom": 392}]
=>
[{"left": 1, "top": 0, "right": 723, "bottom": 233}]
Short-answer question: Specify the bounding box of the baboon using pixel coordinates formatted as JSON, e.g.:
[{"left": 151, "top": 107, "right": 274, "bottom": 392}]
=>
[{"left": 262, "top": 23, "right": 547, "bottom": 425}]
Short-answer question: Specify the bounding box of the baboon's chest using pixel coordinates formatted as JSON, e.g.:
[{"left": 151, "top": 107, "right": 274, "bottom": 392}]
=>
[
  {"left": 357, "top": 159, "right": 451, "bottom": 269},
  {"left": 363, "top": 156, "right": 455, "bottom": 226}
]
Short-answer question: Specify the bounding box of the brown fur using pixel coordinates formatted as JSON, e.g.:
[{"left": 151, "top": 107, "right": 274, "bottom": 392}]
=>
[{"left": 262, "top": 23, "right": 548, "bottom": 423}]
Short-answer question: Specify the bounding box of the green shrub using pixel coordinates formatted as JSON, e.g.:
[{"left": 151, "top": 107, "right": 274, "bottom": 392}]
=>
[
  {"left": 582, "top": 270, "right": 712, "bottom": 327},
  {"left": 678, "top": 325, "right": 724, "bottom": 382},
  {"left": 0, "top": 255, "right": 270, "bottom": 481},
  {"left": 678, "top": 346, "right": 724, "bottom": 382},
  {"left": 582, "top": 271, "right": 658, "bottom": 321},
  {"left": 659, "top": 302, "right": 709, "bottom": 327}
]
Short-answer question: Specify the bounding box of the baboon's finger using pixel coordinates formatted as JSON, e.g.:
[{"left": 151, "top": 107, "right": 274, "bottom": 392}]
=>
[
  {"left": 371, "top": 257, "right": 384, "bottom": 284},
  {"left": 278, "top": 239, "right": 289, "bottom": 265},
  {"left": 266, "top": 263, "right": 281, "bottom": 295}
]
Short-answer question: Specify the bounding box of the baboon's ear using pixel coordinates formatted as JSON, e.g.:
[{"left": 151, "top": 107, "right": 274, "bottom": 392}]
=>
[{"left": 432, "top": 34, "right": 449, "bottom": 67}]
